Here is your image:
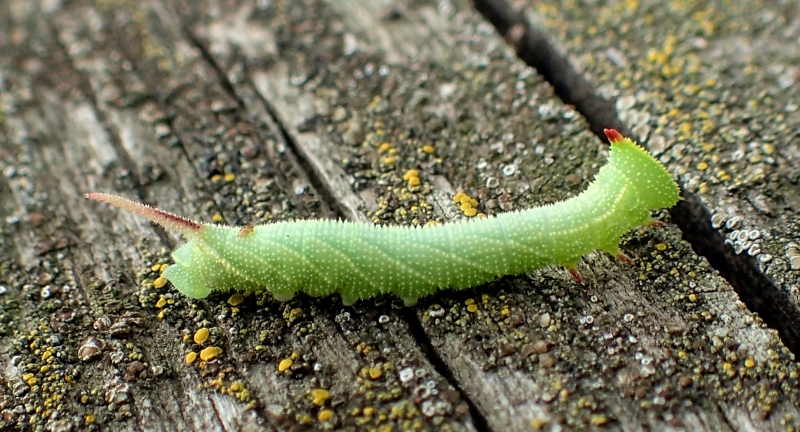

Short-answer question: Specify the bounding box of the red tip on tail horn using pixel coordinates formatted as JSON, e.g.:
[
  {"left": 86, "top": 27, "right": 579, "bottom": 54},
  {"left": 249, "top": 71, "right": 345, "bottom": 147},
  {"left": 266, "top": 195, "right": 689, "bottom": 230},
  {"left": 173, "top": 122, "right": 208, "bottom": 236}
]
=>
[
  {"left": 603, "top": 128, "right": 624, "bottom": 143},
  {"left": 86, "top": 193, "right": 202, "bottom": 237}
]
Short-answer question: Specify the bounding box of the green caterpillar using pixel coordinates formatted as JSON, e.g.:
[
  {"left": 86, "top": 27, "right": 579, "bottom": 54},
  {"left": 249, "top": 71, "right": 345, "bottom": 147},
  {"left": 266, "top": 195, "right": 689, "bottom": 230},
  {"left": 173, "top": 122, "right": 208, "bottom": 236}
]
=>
[{"left": 86, "top": 129, "right": 679, "bottom": 306}]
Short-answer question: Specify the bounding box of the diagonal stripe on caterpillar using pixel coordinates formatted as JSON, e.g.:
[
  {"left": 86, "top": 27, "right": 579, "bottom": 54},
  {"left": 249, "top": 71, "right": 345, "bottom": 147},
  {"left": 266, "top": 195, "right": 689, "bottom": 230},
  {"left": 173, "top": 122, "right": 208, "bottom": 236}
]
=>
[{"left": 86, "top": 129, "right": 679, "bottom": 306}]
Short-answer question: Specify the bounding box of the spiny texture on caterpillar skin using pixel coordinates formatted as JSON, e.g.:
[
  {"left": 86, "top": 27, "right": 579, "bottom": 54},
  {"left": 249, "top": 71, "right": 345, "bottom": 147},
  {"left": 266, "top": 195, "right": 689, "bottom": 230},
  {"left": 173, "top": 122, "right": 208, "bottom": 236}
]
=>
[{"left": 86, "top": 130, "right": 679, "bottom": 306}]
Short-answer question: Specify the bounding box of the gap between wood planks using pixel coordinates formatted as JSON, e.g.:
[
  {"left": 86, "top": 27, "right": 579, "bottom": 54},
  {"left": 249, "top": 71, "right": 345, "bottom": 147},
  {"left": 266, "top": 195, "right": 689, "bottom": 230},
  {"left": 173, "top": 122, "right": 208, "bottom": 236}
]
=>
[
  {"left": 470, "top": 0, "right": 800, "bottom": 356},
  {"left": 181, "top": 25, "right": 494, "bottom": 432}
]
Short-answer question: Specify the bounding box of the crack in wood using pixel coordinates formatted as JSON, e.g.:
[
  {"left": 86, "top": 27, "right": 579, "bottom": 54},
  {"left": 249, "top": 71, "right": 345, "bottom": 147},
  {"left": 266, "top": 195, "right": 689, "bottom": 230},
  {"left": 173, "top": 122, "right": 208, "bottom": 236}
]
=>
[{"left": 471, "top": 0, "right": 800, "bottom": 356}]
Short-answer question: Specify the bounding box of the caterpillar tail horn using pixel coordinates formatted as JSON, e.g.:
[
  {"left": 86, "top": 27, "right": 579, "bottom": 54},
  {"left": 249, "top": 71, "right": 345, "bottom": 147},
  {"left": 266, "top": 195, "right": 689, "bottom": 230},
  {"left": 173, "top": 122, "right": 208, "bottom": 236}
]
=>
[{"left": 85, "top": 193, "right": 203, "bottom": 239}]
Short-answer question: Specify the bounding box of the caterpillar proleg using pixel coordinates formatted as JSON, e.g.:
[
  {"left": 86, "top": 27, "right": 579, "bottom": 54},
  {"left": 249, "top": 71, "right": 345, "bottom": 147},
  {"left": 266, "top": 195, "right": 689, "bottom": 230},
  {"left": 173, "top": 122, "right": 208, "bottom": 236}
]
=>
[{"left": 86, "top": 129, "right": 680, "bottom": 306}]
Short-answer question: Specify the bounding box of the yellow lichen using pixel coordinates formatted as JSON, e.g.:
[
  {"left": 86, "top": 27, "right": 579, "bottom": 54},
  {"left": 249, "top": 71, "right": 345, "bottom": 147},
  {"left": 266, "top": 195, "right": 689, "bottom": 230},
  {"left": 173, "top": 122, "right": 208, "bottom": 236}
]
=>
[
  {"left": 224, "top": 173, "right": 235, "bottom": 182},
  {"left": 278, "top": 358, "right": 293, "bottom": 372},
  {"left": 155, "top": 298, "right": 167, "bottom": 308},
  {"left": 185, "top": 352, "right": 198, "bottom": 364},
  {"left": 467, "top": 304, "right": 478, "bottom": 313},
  {"left": 199, "top": 346, "right": 222, "bottom": 361},
  {"left": 403, "top": 169, "right": 420, "bottom": 180},
  {"left": 530, "top": 417, "right": 550, "bottom": 429},
  {"left": 369, "top": 367, "right": 382, "bottom": 380},
  {"left": 318, "top": 409, "right": 334, "bottom": 422},
  {"left": 228, "top": 293, "right": 244, "bottom": 306},
  {"left": 421, "top": 145, "right": 435, "bottom": 154},
  {"left": 311, "top": 388, "right": 330, "bottom": 406},
  {"left": 194, "top": 328, "right": 210, "bottom": 345},
  {"left": 590, "top": 415, "right": 607, "bottom": 426},
  {"left": 153, "top": 277, "right": 167, "bottom": 289}
]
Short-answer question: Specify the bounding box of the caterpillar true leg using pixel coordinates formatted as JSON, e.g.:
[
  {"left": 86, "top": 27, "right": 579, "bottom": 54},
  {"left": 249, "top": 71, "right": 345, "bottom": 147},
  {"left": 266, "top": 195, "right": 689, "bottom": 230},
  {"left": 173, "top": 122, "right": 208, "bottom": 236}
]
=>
[
  {"left": 567, "top": 267, "right": 584, "bottom": 284},
  {"left": 615, "top": 253, "right": 634, "bottom": 265}
]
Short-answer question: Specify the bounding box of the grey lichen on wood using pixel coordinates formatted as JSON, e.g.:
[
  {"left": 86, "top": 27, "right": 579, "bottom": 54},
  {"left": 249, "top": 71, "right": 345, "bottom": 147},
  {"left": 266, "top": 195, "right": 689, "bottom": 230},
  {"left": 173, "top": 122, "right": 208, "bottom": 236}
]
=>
[{"left": 0, "top": 0, "right": 797, "bottom": 431}]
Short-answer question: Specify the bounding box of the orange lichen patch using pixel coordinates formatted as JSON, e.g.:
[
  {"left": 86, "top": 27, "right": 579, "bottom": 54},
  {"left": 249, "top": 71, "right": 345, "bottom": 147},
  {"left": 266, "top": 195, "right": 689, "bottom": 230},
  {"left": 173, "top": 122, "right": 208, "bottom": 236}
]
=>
[
  {"left": 464, "top": 207, "right": 477, "bottom": 217},
  {"left": 228, "top": 293, "right": 245, "bottom": 306},
  {"left": 193, "top": 328, "right": 210, "bottom": 345},
  {"left": 159, "top": 263, "right": 169, "bottom": 272},
  {"left": 199, "top": 346, "right": 222, "bottom": 361},
  {"left": 407, "top": 176, "right": 421, "bottom": 187},
  {"left": 238, "top": 225, "right": 254, "bottom": 238},
  {"left": 185, "top": 352, "right": 198, "bottom": 364},
  {"left": 153, "top": 276, "right": 167, "bottom": 289},
  {"left": 311, "top": 388, "right": 330, "bottom": 406},
  {"left": 212, "top": 213, "right": 224, "bottom": 223},
  {"left": 278, "top": 358, "right": 293, "bottom": 372}
]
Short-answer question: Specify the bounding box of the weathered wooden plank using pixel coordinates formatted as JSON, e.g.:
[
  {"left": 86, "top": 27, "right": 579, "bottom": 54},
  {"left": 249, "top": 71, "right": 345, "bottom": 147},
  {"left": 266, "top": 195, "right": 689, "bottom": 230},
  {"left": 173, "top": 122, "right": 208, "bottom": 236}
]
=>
[
  {"left": 517, "top": 0, "right": 800, "bottom": 352},
  {"left": 187, "top": 0, "right": 800, "bottom": 430},
  {"left": 0, "top": 1, "right": 473, "bottom": 431},
  {"left": 1, "top": 0, "right": 799, "bottom": 431}
]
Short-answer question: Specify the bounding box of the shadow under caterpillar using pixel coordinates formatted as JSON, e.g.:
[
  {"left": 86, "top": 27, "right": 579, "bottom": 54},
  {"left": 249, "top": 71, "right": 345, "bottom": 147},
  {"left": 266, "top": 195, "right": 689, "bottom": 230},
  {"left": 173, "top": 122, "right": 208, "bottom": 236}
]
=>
[{"left": 86, "top": 129, "right": 679, "bottom": 306}]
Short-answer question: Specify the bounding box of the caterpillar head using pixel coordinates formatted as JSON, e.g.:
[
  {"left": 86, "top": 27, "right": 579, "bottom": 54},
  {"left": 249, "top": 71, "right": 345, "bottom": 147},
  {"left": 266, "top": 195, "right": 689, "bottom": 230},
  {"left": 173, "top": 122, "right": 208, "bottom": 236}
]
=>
[
  {"left": 604, "top": 129, "right": 680, "bottom": 211},
  {"left": 162, "top": 243, "right": 214, "bottom": 298}
]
